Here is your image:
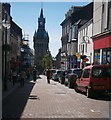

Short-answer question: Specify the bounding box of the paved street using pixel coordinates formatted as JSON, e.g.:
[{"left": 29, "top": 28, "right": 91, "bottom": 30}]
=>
[{"left": 3, "top": 75, "right": 111, "bottom": 119}]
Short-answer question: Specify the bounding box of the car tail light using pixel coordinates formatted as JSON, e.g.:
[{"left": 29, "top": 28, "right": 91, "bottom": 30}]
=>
[{"left": 70, "top": 75, "right": 74, "bottom": 78}]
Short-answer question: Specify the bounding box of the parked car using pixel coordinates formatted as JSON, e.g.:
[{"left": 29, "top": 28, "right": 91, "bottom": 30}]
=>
[
  {"left": 59, "top": 70, "right": 68, "bottom": 84},
  {"left": 75, "top": 64, "right": 111, "bottom": 98},
  {"left": 52, "top": 70, "right": 62, "bottom": 81},
  {"left": 65, "top": 68, "right": 82, "bottom": 88}
]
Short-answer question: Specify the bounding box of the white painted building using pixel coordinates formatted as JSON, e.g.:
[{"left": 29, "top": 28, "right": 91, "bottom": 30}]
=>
[{"left": 78, "top": 19, "right": 93, "bottom": 68}]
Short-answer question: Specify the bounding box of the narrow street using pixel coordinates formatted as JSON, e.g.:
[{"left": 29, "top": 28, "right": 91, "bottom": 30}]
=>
[{"left": 3, "top": 75, "right": 110, "bottom": 119}]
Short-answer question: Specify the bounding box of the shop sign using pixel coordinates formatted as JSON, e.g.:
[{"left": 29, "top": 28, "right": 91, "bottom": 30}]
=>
[
  {"left": 77, "top": 59, "right": 81, "bottom": 62},
  {"left": 76, "top": 53, "right": 81, "bottom": 59}
]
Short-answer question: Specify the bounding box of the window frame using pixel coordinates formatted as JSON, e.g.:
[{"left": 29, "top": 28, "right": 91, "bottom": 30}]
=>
[{"left": 82, "top": 69, "right": 90, "bottom": 78}]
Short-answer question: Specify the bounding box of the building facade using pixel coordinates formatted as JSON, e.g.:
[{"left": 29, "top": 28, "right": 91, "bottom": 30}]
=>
[
  {"left": 55, "top": 48, "right": 61, "bottom": 69},
  {"left": 2, "top": 3, "right": 23, "bottom": 91},
  {"left": 10, "top": 19, "right": 22, "bottom": 73},
  {"left": 20, "top": 38, "right": 34, "bottom": 72},
  {"left": 60, "top": 6, "right": 83, "bottom": 70},
  {"left": 33, "top": 8, "right": 49, "bottom": 72},
  {"left": 93, "top": 1, "right": 111, "bottom": 64},
  {"left": 2, "top": 3, "right": 11, "bottom": 90},
  {"left": 68, "top": 2, "right": 93, "bottom": 69},
  {"left": 0, "top": 3, "right": 2, "bottom": 119},
  {"left": 78, "top": 19, "right": 93, "bottom": 68}
]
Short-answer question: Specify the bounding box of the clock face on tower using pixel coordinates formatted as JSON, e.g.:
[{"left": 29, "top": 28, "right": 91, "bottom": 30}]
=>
[{"left": 40, "top": 22, "right": 43, "bottom": 25}]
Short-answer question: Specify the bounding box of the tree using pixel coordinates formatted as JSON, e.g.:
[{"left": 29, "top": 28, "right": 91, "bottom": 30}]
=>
[{"left": 42, "top": 51, "right": 52, "bottom": 69}]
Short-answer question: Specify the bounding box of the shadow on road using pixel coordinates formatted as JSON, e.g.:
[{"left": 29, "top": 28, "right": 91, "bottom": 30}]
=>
[
  {"left": 75, "top": 90, "right": 111, "bottom": 101},
  {"left": 2, "top": 81, "right": 36, "bottom": 119},
  {"left": 92, "top": 93, "right": 111, "bottom": 101}
]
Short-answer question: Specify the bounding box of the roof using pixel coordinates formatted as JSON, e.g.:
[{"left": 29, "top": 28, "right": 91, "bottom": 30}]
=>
[
  {"left": 78, "top": 19, "right": 93, "bottom": 31},
  {"left": 60, "top": 6, "right": 83, "bottom": 26},
  {"left": 60, "top": 16, "right": 71, "bottom": 26},
  {"left": 71, "top": 2, "right": 93, "bottom": 26},
  {"left": 10, "top": 20, "right": 22, "bottom": 37},
  {"left": 40, "top": 8, "right": 44, "bottom": 18}
]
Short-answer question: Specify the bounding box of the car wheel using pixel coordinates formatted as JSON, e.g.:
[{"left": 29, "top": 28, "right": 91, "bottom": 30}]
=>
[
  {"left": 68, "top": 81, "right": 70, "bottom": 88},
  {"left": 65, "top": 82, "right": 67, "bottom": 86},
  {"left": 86, "top": 88, "right": 93, "bottom": 98},
  {"left": 68, "top": 81, "right": 72, "bottom": 88},
  {"left": 75, "top": 84, "right": 79, "bottom": 93}
]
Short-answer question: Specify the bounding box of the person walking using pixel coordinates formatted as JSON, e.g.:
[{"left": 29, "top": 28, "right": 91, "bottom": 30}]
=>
[
  {"left": 20, "top": 70, "right": 26, "bottom": 87},
  {"left": 12, "top": 70, "right": 17, "bottom": 86},
  {"left": 33, "top": 69, "right": 37, "bottom": 82},
  {"left": 26, "top": 71, "right": 30, "bottom": 81},
  {"left": 46, "top": 69, "right": 51, "bottom": 84}
]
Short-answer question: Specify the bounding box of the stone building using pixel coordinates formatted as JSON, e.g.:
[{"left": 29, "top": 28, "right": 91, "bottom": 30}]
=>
[
  {"left": 10, "top": 19, "right": 22, "bottom": 73},
  {"left": 33, "top": 8, "right": 49, "bottom": 72},
  {"left": 2, "top": 3, "right": 22, "bottom": 91},
  {"left": 55, "top": 49, "right": 61, "bottom": 69},
  {"left": 60, "top": 6, "right": 83, "bottom": 70},
  {"left": 68, "top": 2, "right": 93, "bottom": 69},
  {"left": 2, "top": 3, "right": 11, "bottom": 90}
]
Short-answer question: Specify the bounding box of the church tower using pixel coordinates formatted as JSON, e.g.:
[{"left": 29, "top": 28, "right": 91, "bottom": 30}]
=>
[{"left": 33, "top": 8, "right": 49, "bottom": 71}]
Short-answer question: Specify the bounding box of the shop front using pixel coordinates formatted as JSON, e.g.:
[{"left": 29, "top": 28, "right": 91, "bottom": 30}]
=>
[
  {"left": 93, "top": 31, "right": 111, "bottom": 64},
  {"left": 68, "top": 55, "right": 77, "bottom": 69}
]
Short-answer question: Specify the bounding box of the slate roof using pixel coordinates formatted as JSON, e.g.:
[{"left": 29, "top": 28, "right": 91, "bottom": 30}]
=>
[
  {"left": 10, "top": 19, "right": 22, "bottom": 37},
  {"left": 71, "top": 2, "right": 93, "bottom": 27}
]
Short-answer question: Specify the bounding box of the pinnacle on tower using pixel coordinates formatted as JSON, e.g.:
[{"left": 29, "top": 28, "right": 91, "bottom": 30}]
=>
[{"left": 40, "top": 8, "right": 43, "bottom": 18}]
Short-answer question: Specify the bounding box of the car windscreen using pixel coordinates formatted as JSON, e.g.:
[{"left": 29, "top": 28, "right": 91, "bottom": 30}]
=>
[
  {"left": 67, "top": 70, "right": 72, "bottom": 74},
  {"left": 57, "top": 71, "right": 61, "bottom": 74},
  {"left": 92, "top": 67, "right": 111, "bottom": 78},
  {"left": 73, "top": 70, "right": 82, "bottom": 77}
]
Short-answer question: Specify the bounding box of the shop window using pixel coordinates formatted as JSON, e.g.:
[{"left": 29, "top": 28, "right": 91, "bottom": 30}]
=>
[
  {"left": 86, "top": 44, "right": 87, "bottom": 53},
  {"left": 82, "top": 44, "right": 84, "bottom": 53},
  {"left": 94, "top": 50, "right": 100, "bottom": 64},
  {"left": 107, "top": 50, "right": 111, "bottom": 64},
  {"left": 102, "top": 51, "right": 107, "bottom": 64}
]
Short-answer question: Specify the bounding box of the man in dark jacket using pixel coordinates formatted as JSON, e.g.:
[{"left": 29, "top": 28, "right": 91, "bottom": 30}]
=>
[
  {"left": 46, "top": 69, "right": 51, "bottom": 84},
  {"left": 33, "top": 69, "right": 37, "bottom": 82}
]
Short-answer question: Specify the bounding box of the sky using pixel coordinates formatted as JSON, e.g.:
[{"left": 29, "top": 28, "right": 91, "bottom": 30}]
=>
[{"left": 10, "top": 2, "right": 90, "bottom": 57}]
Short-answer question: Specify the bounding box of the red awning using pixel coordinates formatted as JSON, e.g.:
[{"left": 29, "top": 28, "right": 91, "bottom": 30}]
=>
[{"left": 93, "top": 32, "right": 111, "bottom": 49}]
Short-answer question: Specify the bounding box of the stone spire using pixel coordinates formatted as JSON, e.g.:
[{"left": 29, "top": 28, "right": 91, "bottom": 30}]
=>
[{"left": 40, "top": 8, "right": 43, "bottom": 18}]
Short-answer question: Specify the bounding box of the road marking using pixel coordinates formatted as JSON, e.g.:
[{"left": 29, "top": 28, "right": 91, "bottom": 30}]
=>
[
  {"left": 91, "top": 109, "right": 95, "bottom": 112},
  {"left": 91, "top": 109, "right": 101, "bottom": 113}
]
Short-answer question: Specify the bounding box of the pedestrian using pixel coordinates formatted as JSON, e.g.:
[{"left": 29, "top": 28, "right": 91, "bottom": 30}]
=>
[
  {"left": 46, "top": 69, "right": 51, "bottom": 84},
  {"left": 12, "top": 70, "right": 17, "bottom": 86},
  {"left": 26, "top": 71, "right": 30, "bottom": 81},
  {"left": 33, "top": 69, "right": 37, "bottom": 82},
  {"left": 20, "top": 70, "right": 26, "bottom": 87}
]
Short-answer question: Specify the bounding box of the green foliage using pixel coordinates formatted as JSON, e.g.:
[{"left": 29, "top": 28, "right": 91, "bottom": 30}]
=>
[{"left": 42, "top": 51, "right": 52, "bottom": 69}]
